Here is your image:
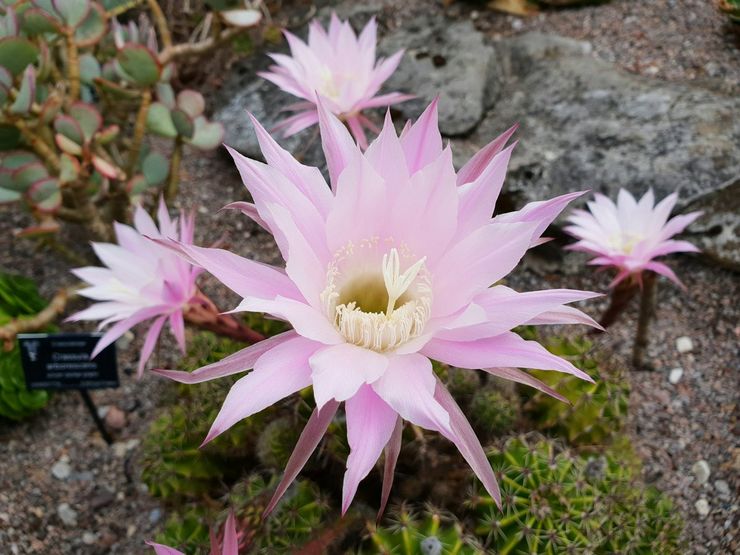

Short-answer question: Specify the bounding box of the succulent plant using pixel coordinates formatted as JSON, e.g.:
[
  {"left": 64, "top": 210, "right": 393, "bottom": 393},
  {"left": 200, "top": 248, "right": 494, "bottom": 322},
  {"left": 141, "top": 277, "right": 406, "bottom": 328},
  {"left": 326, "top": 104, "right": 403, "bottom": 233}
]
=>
[
  {"left": 522, "top": 334, "right": 629, "bottom": 446},
  {"left": 0, "top": 272, "right": 50, "bottom": 420},
  {"left": 468, "top": 386, "right": 520, "bottom": 437},
  {"left": 365, "top": 504, "right": 484, "bottom": 554},
  {"left": 156, "top": 504, "right": 212, "bottom": 555},
  {"left": 0, "top": 0, "right": 258, "bottom": 241},
  {"left": 719, "top": 0, "right": 740, "bottom": 24},
  {"left": 469, "top": 435, "right": 684, "bottom": 554}
]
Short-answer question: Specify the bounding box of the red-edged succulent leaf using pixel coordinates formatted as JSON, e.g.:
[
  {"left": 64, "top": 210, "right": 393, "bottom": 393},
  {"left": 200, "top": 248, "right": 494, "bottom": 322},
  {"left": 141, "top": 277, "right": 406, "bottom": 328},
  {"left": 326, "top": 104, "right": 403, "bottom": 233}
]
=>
[
  {"left": 1, "top": 151, "right": 39, "bottom": 170},
  {"left": 126, "top": 174, "right": 148, "bottom": 195},
  {"left": 9, "top": 65, "right": 35, "bottom": 115},
  {"left": 69, "top": 101, "right": 102, "bottom": 141},
  {"left": 55, "top": 133, "right": 83, "bottom": 155},
  {"left": 2, "top": 6, "right": 19, "bottom": 36},
  {"left": 95, "top": 124, "right": 119, "bottom": 145},
  {"left": 0, "top": 66, "right": 12, "bottom": 90},
  {"left": 189, "top": 117, "right": 225, "bottom": 150},
  {"left": 59, "top": 153, "right": 80, "bottom": 184},
  {"left": 52, "top": 0, "right": 91, "bottom": 29},
  {"left": 11, "top": 161, "right": 48, "bottom": 191},
  {"left": 39, "top": 93, "right": 63, "bottom": 124},
  {"left": 54, "top": 114, "right": 84, "bottom": 144},
  {"left": 0, "top": 187, "right": 21, "bottom": 204},
  {"left": 155, "top": 82, "right": 175, "bottom": 109},
  {"left": 0, "top": 37, "right": 40, "bottom": 76},
  {"left": 116, "top": 43, "right": 161, "bottom": 87},
  {"left": 92, "top": 155, "right": 123, "bottom": 179},
  {"left": 20, "top": 8, "right": 61, "bottom": 35},
  {"left": 171, "top": 108, "right": 194, "bottom": 139},
  {"left": 146, "top": 101, "right": 177, "bottom": 137},
  {"left": 27, "top": 176, "right": 61, "bottom": 212},
  {"left": 74, "top": 2, "right": 105, "bottom": 46},
  {"left": 16, "top": 218, "right": 60, "bottom": 236},
  {"left": 176, "top": 90, "right": 205, "bottom": 118}
]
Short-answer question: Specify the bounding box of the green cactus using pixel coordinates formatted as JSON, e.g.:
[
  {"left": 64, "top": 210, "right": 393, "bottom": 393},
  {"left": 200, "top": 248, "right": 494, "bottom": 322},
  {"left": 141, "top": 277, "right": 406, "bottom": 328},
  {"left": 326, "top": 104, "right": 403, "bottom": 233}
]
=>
[
  {"left": 469, "top": 435, "right": 684, "bottom": 554},
  {"left": 256, "top": 416, "right": 301, "bottom": 470},
  {"left": 156, "top": 504, "right": 211, "bottom": 555},
  {"left": 364, "top": 504, "right": 484, "bottom": 554},
  {"left": 0, "top": 273, "right": 50, "bottom": 420},
  {"left": 140, "top": 332, "right": 270, "bottom": 500},
  {"left": 522, "top": 334, "right": 629, "bottom": 446},
  {"left": 468, "top": 387, "right": 520, "bottom": 437}
]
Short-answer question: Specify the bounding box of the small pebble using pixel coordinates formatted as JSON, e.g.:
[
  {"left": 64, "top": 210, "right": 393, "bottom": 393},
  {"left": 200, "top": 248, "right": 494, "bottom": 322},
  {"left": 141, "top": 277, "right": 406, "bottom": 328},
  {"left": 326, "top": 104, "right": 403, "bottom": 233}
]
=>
[
  {"left": 714, "top": 480, "right": 730, "bottom": 496},
  {"left": 51, "top": 459, "right": 72, "bottom": 481},
  {"left": 695, "top": 498, "right": 710, "bottom": 517},
  {"left": 82, "top": 532, "right": 96, "bottom": 545},
  {"left": 668, "top": 367, "right": 683, "bottom": 384},
  {"left": 149, "top": 508, "right": 162, "bottom": 524},
  {"left": 691, "top": 460, "right": 711, "bottom": 485},
  {"left": 676, "top": 336, "right": 693, "bottom": 353},
  {"left": 57, "top": 503, "right": 77, "bottom": 526},
  {"left": 421, "top": 536, "right": 443, "bottom": 555}
]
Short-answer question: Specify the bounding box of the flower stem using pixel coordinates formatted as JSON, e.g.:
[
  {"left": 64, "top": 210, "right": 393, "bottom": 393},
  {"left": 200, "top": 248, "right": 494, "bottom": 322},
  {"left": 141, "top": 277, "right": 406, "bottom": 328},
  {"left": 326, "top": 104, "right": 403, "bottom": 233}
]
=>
[
  {"left": 184, "top": 291, "right": 265, "bottom": 344},
  {"left": 595, "top": 279, "right": 639, "bottom": 331},
  {"left": 632, "top": 272, "right": 657, "bottom": 370}
]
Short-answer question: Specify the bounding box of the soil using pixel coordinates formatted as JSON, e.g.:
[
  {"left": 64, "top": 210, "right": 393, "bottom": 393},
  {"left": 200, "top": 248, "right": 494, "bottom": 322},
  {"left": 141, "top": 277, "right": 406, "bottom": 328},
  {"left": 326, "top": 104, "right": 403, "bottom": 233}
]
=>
[{"left": 0, "top": 1, "right": 738, "bottom": 553}]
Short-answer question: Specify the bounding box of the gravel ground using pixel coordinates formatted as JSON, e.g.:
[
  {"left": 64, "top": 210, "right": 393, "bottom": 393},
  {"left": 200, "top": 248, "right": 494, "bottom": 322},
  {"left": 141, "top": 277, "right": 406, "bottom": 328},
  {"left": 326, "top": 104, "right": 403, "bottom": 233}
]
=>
[{"left": 1, "top": 1, "right": 738, "bottom": 553}]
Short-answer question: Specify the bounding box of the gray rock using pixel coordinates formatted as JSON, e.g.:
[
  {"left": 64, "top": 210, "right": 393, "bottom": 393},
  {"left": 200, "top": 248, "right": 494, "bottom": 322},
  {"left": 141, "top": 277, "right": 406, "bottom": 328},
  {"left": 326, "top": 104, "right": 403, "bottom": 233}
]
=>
[
  {"left": 676, "top": 336, "right": 694, "bottom": 354},
  {"left": 692, "top": 459, "right": 711, "bottom": 485},
  {"left": 468, "top": 33, "right": 740, "bottom": 212},
  {"left": 82, "top": 532, "right": 96, "bottom": 545},
  {"left": 668, "top": 367, "right": 684, "bottom": 385},
  {"left": 51, "top": 459, "right": 71, "bottom": 481},
  {"left": 714, "top": 480, "right": 730, "bottom": 496},
  {"left": 57, "top": 503, "right": 77, "bottom": 526},
  {"left": 695, "top": 498, "right": 710, "bottom": 517},
  {"left": 381, "top": 17, "right": 494, "bottom": 135},
  {"left": 683, "top": 175, "right": 740, "bottom": 271},
  {"left": 148, "top": 508, "right": 162, "bottom": 524}
]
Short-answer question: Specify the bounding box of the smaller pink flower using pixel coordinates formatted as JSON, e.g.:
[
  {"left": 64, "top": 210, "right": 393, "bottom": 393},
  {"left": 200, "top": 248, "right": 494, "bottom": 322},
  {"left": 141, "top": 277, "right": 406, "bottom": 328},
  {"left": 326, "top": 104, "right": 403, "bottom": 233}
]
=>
[
  {"left": 565, "top": 189, "right": 701, "bottom": 287},
  {"left": 147, "top": 511, "right": 238, "bottom": 555},
  {"left": 68, "top": 199, "right": 201, "bottom": 377},
  {"left": 259, "top": 13, "right": 413, "bottom": 149}
]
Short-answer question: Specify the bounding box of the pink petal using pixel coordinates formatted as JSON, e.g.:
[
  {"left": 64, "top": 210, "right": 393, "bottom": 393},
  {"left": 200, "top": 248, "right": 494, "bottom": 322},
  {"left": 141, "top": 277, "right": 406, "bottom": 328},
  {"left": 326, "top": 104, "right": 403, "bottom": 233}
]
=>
[
  {"left": 434, "top": 380, "right": 501, "bottom": 508},
  {"left": 644, "top": 261, "right": 684, "bottom": 288},
  {"left": 221, "top": 201, "right": 271, "bottom": 232},
  {"left": 316, "top": 96, "right": 358, "bottom": 189},
  {"left": 153, "top": 330, "right": 297, "bottom": 383},
  {"left": 357, "top": 92, "right": 415, "bottom": 110},
  {"left": 365, "top": 110, "right": 410, "bottom": 186},
  {"left": 309, "top": 343, "right": 388, "bottom": 408},
  {"left": 247, "top": 112, "right": 332, "bottom": 216},
  {"left": 264, "top": 400, "right": 340, "bottom": 517},
  {"left": 169, "top": 311, "right": 186, "bottom": 353},
  {"left": 371, "top": 353, "right": 451, "bottom": 434},
  {"left": 400, "top": 98, "right": 442, "bottom": 174},
  {"left": 272, "top": 110, "right": 320, "bottom": 137},
  {"left": 646, "top": 239, "right": 700, "bottom": 258},
  {"left": 422, "top": 331, "right": 594, "bottom": 382},
  {"left": 221, "top": 511, "right": 238, "bottom": 555},
  {"left": 483, "top": 367, "right": 569, "bottom": 404},
  {"left": 202, "top": 335, "right": 319, "bottom": 445},
  {"left": 430, "top": 221, "right": 539, "bottom": 318},
  {"left": 145, "top": 542, "right": 184, "bottom": 555},
  {"left": 342, "top": 385, "right": 398, "bottom": 514},
  {"left": 378, "top": 417, "right": 402, "bottom": 519},
  {"left": 148, "top": 238, "right": 301, "bottom": 302},
  {"left": 235, "top": 296, "right": 343, "bottom": 346},
  {"left": 456, "top": 123, "right": 519, "bottom": 186},
  {"left": 346, "top": 115, "right": 368, "bottom": 150},
  {"left": 92, "top": 304, "right": 169, "bottom": 358},
  {"left": 137, "top": 314, "right": 167, "bottom": 378},
  {"left": 455, "top": 143, "right": 515, "bottom": 237}
]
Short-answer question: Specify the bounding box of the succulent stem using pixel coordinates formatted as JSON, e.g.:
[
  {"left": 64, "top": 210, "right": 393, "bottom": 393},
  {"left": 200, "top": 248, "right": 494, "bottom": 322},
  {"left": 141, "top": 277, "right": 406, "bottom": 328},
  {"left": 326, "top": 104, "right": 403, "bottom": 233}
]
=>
[
  {"left": 0, "top": 286, "right": 77, "bottom": 350},
  {"left": 165, "top": 135, "right": 182, "bottom": 201},
  {"left": 596, "top": 278, "right": 639, "bottom": 330},
  {"left": 632, "top": 271, "right": 657, "bottom": 369},
  {"left": 104, "top": 0, "right": 146, "bottom": 18},
  {"left": 64, "top": 29, "right": 80, "bottom": 101},
  {"left": 158, "top": 27, "right": 244, "bottom": 65},
  {"left": 13, "top": 119, "right": 60, "bottom": 172},
  {"left": 126, "top": 89, "right": 152, "bottom": 177},
  {"left": 146, "top": 0, "right": 173, "bottom": 50}
]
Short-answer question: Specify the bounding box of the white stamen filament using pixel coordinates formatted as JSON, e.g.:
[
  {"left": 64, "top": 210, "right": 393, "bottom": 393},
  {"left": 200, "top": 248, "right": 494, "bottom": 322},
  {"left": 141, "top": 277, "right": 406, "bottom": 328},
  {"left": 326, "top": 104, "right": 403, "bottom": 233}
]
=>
[{"left": 383, "top": 248, "right": 427, "bottom": 317}]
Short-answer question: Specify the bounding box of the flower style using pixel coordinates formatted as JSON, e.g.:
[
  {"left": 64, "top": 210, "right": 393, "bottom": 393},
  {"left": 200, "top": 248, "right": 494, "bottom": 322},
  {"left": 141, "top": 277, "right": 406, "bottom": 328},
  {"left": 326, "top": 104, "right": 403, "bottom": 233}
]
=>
[
  {"left": 259, "top": 13, "right": 412, "bottom": 149},
  {"left": 565, "top": 189, "right": 701, "bottom": 288},
  {"left": 68, "top": 200, "right": 201, "bottom": 377},
  {"left": 154, "top": 99, "right": 601, "bottom": 515},
  {"left": 147, "top": 511, "right": 238, "bottom": 555}
]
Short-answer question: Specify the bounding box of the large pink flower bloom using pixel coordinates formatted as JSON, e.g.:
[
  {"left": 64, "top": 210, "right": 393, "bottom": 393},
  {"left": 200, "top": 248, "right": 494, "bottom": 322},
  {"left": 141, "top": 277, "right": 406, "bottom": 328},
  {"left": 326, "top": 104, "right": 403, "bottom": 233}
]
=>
[
  {"left": 154, "top": 100, "right": 601, "bottom": 514},
  {"left": 148, "top": 511, "right": 238, "bottom": 555},
  {"left": 69, "top": 200, "right": 201, "bottom": 377},
  {"left": 259, "top": 13, "right": 412, "bottom": 149},
  {"left": 565, "top": 189, "right": 701, "bottom": 288}
]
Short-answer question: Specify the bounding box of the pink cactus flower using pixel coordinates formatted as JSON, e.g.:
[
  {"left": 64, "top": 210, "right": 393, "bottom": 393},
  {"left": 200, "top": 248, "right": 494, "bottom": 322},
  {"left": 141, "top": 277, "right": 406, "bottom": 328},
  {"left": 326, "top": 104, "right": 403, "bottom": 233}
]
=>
[
  {"left": 153, "top": 100, "right": 601, "bottom": 515},
  {"left": 565, "top": 189, "right": 702, "bottom": 288},
  {"left": 259, "top": 13, "right": 413, "bottom": 149},
  {"left": 147, "top": 511, "right": 238, "bottom": 555},
  {"left": 68, "top": 200, "right": 201, "bottom": 377}
]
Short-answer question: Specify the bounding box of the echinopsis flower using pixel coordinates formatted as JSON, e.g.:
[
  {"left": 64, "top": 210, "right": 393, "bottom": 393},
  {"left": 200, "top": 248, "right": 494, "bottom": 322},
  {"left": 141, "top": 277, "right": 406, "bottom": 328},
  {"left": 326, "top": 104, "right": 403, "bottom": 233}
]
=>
[
  {"left": 154, "top": 99, "right": 601, "bottom": 514},
  {"left": 147, "top": 511, "right": 238, "bottom": 555},
  {"left": 68, "top": 200, "right": 201, "bottom": 377},
  {"left": 259, "top": 13, "right": 412, "bottom": 149},
  {"left": 565, "top": 189, "right": 702, "bottom": 287}
]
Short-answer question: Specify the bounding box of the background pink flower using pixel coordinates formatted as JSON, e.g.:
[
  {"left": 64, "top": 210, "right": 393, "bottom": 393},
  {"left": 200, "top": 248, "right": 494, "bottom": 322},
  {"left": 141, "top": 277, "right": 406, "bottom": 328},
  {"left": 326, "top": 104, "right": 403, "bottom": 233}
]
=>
[
  {"left": 565, "top": 189, "right": 702, "bottom": 287},
  {"left": 259, "top": 13, "right": 413, "bottom": 148},
  {"left": 154, "top": 100, "right": 601, "bottom": 515},
  {"left": 69, "top": 200, "right": 201, "bottom": 377}
]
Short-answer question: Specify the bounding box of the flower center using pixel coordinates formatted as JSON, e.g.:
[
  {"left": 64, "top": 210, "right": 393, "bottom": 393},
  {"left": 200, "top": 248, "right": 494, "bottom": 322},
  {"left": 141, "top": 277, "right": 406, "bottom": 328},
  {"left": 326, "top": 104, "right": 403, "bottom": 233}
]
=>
[
  {"left": 609, "top": 232, "right": 642, "bottom": 254},
  {"left": 321, "top": 243, "right": 432, "bottom": 352}
]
